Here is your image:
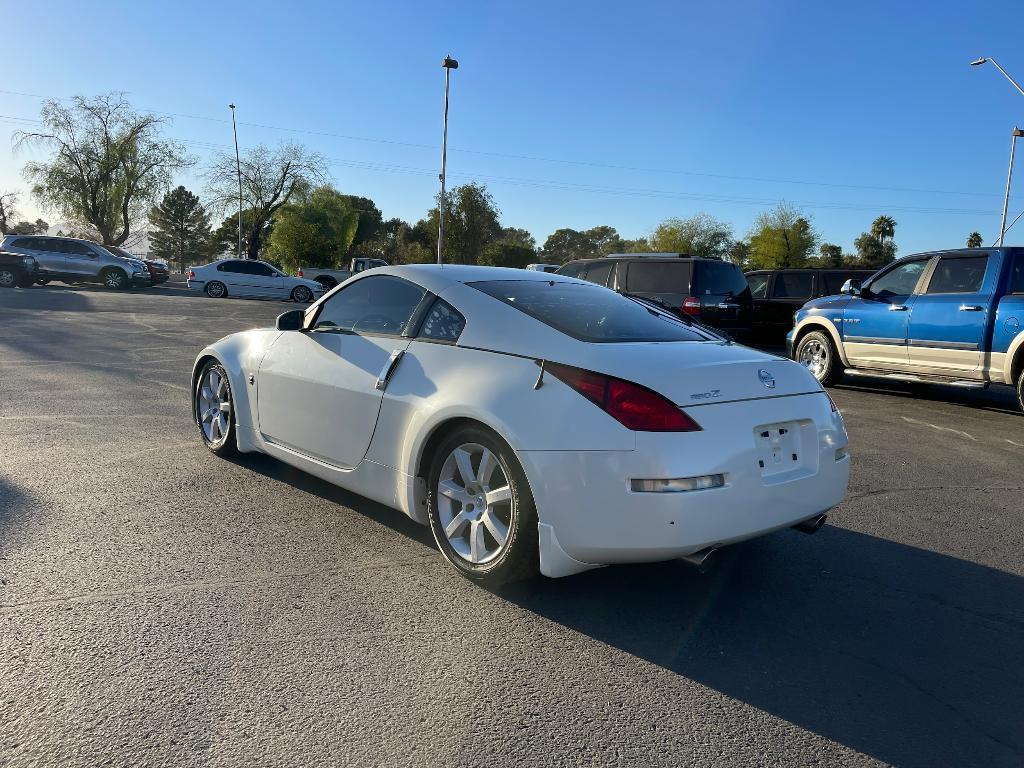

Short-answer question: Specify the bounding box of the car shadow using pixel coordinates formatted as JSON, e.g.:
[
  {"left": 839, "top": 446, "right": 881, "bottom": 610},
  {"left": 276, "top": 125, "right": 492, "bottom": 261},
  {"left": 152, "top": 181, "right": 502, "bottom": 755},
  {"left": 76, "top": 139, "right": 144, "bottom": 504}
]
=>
[{"left": 831, "top": 378, "right": 1021, "bottom": 416}]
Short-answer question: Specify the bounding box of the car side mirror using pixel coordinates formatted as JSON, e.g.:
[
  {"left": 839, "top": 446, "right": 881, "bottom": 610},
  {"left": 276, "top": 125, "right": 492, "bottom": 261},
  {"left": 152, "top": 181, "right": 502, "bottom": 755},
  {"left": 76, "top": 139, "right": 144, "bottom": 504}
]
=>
[
  {"left": 276, "top": 309, "right": 305, "bottom": 331},
  {"left": 840, "top": 278, "right": 863, "bottom": 296}
]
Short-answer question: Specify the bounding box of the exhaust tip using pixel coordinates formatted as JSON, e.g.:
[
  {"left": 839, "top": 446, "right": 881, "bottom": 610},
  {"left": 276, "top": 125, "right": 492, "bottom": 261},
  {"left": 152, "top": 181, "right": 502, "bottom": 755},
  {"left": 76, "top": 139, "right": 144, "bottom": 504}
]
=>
[
  {"left": 792, "top": 513, "right": 827, "bottom": 535},
  {"left": 680, "top": 546, "right": 719, "bottom": 573}
]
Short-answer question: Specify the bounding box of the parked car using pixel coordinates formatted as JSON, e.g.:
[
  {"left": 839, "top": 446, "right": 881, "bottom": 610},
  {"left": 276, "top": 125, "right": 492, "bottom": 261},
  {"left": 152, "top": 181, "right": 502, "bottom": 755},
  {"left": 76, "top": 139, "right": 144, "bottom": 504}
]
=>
[
  {"left": 297, "top": 257, "right": 389, "bottom": 289},
  {"left": 526, "top": 263, "right": 559, "bottom": 273},
  {"left": 187, "top": 259, "right": 326, "bottom": 302},
  {"left": 192, "top": 265, "right": 849, "bottom": 584},
  {"left": 106, "top": 246, "right": 170, "bottom": 286},
  {"left": 746, "top": 268, "right": 876, "bottom": 342},
  {"left": 556, "top": 254, "right": 752, "bottom": 336},
  {"left": 789, "top": 248, "right": 1024, "bottom": 410},
  {"left": 0, "top": 250, "right": 40, "bottom": 288},
  {"left": 0, "top": 235, "right": 151, "bottom": 289}
]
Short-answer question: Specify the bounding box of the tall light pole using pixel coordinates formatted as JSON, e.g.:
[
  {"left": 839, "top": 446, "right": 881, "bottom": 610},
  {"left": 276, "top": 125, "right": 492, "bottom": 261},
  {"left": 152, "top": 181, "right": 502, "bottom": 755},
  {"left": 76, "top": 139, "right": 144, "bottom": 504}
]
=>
[
  {"left": 971, "top": 57, "right": 1024, "bottom": 98},
  {"left": 437, "top": 55, "right": 458, "bottom": 265},
  {"left": 228, "top": 104, "right": 243, "bottom": 259},
  {"left": 999, "top": 127, "right": 1024, "bottom": 246}
]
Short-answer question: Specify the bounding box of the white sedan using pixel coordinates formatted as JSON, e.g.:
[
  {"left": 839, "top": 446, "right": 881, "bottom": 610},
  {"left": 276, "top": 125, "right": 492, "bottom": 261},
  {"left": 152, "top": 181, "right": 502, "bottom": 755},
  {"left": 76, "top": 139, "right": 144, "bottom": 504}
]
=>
[
  {"left": 192, "top": 265, "right": 849, "bottom": 582},
  {"left": 187, "top": 258, "right": 326, "bottom": 303}
]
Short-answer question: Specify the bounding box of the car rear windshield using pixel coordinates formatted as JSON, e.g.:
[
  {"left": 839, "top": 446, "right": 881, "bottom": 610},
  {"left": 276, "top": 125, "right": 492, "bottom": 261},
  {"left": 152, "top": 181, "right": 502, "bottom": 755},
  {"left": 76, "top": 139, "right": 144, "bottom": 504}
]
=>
[
  {"left": 469, "top": 280, "right": 710, "bottom": 343},
  {"left": 694, "top": 261, "right": 748, "bottom": 297}
]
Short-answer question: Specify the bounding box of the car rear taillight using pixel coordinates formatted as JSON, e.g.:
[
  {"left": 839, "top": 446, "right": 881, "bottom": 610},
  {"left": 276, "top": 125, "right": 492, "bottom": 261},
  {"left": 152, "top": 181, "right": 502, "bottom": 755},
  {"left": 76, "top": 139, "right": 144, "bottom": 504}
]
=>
[
  {"left": 187, "top": 270, "right": 195, "bottom": 280},
  {"left": 544, "top": 362, "right": 702, "bottom": 432},
  {"left": 682, "top": 296, "right": 701, "bottom": 316},
  {"left": 297, "top": 268, "right": 304, "bottom": 277}
]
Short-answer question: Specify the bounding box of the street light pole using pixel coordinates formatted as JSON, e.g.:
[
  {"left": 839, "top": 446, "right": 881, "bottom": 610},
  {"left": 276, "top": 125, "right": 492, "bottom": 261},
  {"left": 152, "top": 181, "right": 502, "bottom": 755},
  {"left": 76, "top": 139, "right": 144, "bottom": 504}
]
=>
[
  {"left": 437, "top": 55, "right": 459, "bottom": 265},
  {"left": 228, "top": 104, "right": 243, "bottom": 259},
  {"left": 971, "top": 57, "right": 1024, "bottom": 98},
  {"left": 999, "top": 127, "right": 1024, "bottom": 246}
]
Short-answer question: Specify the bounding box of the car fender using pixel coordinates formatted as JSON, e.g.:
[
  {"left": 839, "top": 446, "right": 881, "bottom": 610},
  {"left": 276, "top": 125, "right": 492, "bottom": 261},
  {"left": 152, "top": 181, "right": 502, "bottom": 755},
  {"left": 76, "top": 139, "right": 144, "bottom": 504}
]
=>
[
  {"left": 792, "top": 314, "right": 851, "bottom": 367},
  {"left": 1003, "top": 328, "right": 1024, "bottom": 385}
]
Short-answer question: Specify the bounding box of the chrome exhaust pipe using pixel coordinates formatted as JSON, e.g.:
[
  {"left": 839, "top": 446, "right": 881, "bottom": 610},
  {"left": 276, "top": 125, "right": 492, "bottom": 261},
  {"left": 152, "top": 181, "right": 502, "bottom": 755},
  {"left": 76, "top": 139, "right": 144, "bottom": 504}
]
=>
[
  {"left": 680, "top": 547, "right": 719, "bottom": 573},
  {"left": 792, "top": 514, "right": 827, "bottom": 535}
]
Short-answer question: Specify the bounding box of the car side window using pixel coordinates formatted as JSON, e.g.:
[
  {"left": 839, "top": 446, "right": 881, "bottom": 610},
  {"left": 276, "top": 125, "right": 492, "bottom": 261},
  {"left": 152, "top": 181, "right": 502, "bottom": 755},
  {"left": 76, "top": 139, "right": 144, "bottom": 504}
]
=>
[
  {"left": 925, "top": 255, "right": 988, "bottom": 294},
  {"left": 746, "top": 274, "right": 769, "bottom": 299},
  {"left": 771, "top": 273, "right": 813, "bottom": 299},
  {"left": 62, "top": 241, "right": 93, "bottom": 256},
  {"left": 314, "top": 275, "right": 426, "bottom": 335},
  {"left": 583, "top": 261, "right": 614, "bottom": 287},
  {"left": 557, "top": 262, "right": 585, "bottom": 278},
  {"left": 1011, "top": 254, "right": 1024, "bottom": 294},
  {"left": 10, "top": 238, "right": 37, "bottom": 249},
  {"left": 249, "top": 262, "right": 275, "bottom": 276},
  {"left": 417, "top": 299, "right": 466, "bottom": 343},
  {"left": 867, "top": 259, "right": 929, "bottom": 297},
  {"left": 217, "top": 261, "right": 243, "bottom": 273}
]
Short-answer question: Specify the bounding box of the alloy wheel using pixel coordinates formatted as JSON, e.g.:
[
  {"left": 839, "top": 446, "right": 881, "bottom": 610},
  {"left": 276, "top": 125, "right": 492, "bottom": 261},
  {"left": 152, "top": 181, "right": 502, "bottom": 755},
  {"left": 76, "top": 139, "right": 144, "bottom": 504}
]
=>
[
  {"left": 0, "top": 269, "right": 14, "bottom": 287},
  {"left": 294, "top": 285, "right": 313, "bottom": 303},
  {"left": 197, "top": 367, "right": 232, "bottom": 445},
  {"left": 436, "top": 442, "right": 513, "bottom": 565},
  {"left": 799, "top": 338, "right": 829, "bottom": 380},
  {"left": 104, "top": 270, "right": 125, "bottom": 289}
]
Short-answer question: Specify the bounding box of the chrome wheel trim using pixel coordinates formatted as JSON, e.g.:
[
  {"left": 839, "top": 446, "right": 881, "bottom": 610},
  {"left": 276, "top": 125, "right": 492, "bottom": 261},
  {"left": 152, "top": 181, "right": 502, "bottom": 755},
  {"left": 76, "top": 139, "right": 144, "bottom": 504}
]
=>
[
  {"left": 197, "top": 367, "right": 231, "bottom": 445},
  {"left": 294, "top": 286, "right": 312, "bottom": 303},
  {"left": 104, "top": 270, "right": 124, "bottom": 288},
  {"left": 0, "top": 270, "right": 14, "bottom": 286},
  {"left": 437, "top": 442, "right": 513, "bottom": 565},
  {"left": 799, "top": 338, "right": 829, "bottom": 380},
  {"left": 207, "top": 281, "right": 226, "bottom": 298}
]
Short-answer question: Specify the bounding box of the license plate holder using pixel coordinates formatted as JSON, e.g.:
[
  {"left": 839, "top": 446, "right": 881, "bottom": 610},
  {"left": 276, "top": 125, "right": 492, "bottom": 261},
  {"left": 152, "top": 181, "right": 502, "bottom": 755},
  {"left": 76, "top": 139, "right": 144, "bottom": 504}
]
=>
[{"left": 754, "top": 421, "right": 803, "bottom": 478}]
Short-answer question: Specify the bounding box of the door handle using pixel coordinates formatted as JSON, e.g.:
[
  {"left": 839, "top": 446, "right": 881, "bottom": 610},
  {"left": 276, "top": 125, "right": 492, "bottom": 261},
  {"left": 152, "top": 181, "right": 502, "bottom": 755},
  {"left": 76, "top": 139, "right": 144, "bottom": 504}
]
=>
[
  {"left": 375, "top": 349, "right": 405, "bottom": 391},
  {"left": 888, "top": 304, "right": 908, "bottom": 311},
  {"left": 958, "top": 304, "right": 983, "bottom": 312}
]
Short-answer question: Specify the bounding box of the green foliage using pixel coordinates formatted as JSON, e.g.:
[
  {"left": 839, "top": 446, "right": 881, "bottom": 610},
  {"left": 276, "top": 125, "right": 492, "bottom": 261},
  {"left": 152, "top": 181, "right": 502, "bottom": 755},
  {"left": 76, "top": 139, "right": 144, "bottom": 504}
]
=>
[
  {"left": 479, "top": 241, "right": 536, "bottom": 269},
  {"left": 18, "top": 93, "right": 190, "bottom": 246},
  {"left": 147, "top": 186, "right": 211, "bottom": 271},
  {"left": 499, "top": 227, "right": 537, "bottom": 249},
  {"left": 7, "top": 218, "right": 49, "bottom": 235},
  {"left": 746, "top": 203, "right": 819, "bottom": 269},
  {"left": 540, "top": 225, "right": 628, "bottom": 263},
  {"left": 266, "top": 186, "right": 360, "bottom": 273},
  {"left": 852, "top": 215, "right": 898, "bottom": 268},
  {"left": 419, "top": 183, "right": 503, "bottom": 263},
  {"left": 649, "top": 213, "right": 733, "bottom": 258},
  {"left": 817, "top": 243, "right": 844, "bottom": 267},
  {"left": 341, "top": 195, "right": 383, "bottom": 246},
  {"left": 967, "top": 231, "right": 983, "bottom": 248}
]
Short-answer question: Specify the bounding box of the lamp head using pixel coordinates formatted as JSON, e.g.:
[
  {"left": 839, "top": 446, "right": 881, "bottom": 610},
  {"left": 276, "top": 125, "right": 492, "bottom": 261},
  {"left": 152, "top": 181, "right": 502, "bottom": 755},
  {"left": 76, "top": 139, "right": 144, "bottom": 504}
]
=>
[
  {"left": 442, "top": 55, "right": 459, "bottom": 69},
  {"left": 970, "top": 57, "right": 989, "bottom": 67}
]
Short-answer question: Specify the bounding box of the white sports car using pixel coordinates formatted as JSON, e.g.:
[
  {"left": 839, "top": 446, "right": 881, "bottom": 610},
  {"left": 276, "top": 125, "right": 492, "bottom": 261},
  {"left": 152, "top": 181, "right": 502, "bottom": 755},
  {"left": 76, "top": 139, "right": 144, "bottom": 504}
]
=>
[{"left": 192, "top": 264, "right": 849, "bottom": 582}]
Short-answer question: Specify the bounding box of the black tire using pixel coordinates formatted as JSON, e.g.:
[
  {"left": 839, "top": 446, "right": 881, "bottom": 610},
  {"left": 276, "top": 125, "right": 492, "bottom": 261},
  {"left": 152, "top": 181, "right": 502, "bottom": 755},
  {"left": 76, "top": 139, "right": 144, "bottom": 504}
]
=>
[
  {"left": 194, "top": 360, "right": 238, "bottom": 457},
  {"left": 315, "top": 276, "right": 338, "bottom": 290},
  {"left": 205, "top": 280, "right": 228, "bottom": 299},
  {"left": 426, "top": 424, "right": 538, "bottom": 585},
  {"left": 101, "top": 268, "right": 128, "bottom": 290},
  {"left": 795, "top": 330, "right": 842, "bottom": 386},
  {"left": 291, "top": 285, "right": 314, "bottom": 303},
  {"left": 1016, "top": 368, "right": 1024, "bottom": 414},
  {"left": 0, "top": 268, "right": 16, "bottom": 288}
]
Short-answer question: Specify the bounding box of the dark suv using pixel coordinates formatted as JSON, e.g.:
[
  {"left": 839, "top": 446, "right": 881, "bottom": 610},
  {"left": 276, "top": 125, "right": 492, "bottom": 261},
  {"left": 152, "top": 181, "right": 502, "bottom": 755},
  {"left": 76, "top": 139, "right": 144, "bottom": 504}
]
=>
[
  {"left": 745, "top": 267, "right": 876, "bottom": 342},
  {"left": 555, "top": 254, "right": 752, "bottom": 335},
  {"left": 0, "top": 250, "right": 40, "bottom": 288}
]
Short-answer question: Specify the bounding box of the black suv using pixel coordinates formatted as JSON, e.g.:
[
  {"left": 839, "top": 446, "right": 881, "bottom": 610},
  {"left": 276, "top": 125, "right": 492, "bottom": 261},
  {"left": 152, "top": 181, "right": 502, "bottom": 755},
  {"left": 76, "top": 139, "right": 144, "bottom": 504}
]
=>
[
  {"left": 0, "top": 250, "right": 40, "bottom": 288},
  {"left": 555, "top": 254, "right": 752, "bottom": 335},
  {"left": 745, "top": 267, "right": 876, "bottom": 342}
]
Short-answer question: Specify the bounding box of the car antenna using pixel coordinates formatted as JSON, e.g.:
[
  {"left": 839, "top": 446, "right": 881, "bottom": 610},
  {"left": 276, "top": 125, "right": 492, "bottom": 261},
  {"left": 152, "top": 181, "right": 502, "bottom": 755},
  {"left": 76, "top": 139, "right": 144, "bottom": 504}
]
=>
[{"left": 534, "top": 359, "right": 546, "bottom": 389}]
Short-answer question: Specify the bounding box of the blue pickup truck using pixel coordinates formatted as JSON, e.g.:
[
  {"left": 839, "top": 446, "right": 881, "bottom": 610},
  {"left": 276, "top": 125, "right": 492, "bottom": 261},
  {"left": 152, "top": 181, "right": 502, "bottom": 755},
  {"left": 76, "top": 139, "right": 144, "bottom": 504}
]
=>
[{"left": 787, "top": 247, "right": 1024, "bottom": 410}]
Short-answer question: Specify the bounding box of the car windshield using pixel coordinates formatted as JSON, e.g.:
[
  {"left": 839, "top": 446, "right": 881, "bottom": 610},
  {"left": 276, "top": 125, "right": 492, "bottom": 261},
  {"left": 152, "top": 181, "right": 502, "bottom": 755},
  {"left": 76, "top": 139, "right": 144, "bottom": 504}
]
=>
[{"left": 470, "top": 279, "right": 713, "bottom": 343}]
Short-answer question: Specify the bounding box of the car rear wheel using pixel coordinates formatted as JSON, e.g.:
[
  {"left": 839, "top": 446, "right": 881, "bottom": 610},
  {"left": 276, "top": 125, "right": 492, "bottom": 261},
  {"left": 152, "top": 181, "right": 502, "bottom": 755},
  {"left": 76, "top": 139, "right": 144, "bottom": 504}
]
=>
[
  {"left": 101, "top": 268, "right": 128, "bottom": 289},
  {"left": 205, "top": 280, "right": 228, "bottom": 298},
  {"left": 426, "top": 425, "right": 538, "bottom": 584},
  {"left": 1016, "top": 368, "right": 1024, "bottom": 414},
  {"left": 315, "top": 276, "right": 338, "bottom": 290},
  {"left": 796, "top": 330, "right": 841, "bottom": 386},
  {"left": 194, "top": 361, "right": 237, "bottom": 456},
  {"left": 0, "top": 268, "right": 16, "bottom": 288},
  {"left": 291, "top": 285, "right": 313, "bottom": 303}
]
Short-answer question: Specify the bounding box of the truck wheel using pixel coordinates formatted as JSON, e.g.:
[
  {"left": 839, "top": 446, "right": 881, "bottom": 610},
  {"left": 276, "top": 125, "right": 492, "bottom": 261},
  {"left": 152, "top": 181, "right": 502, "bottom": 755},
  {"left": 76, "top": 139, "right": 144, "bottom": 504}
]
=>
[
  {"left": 315, "top": 276, "right": 337, "bottom": 290},
  {"left": 1017, "top": 369, "right": 1024, "bottom": 414},
  {"left": 795, "top": 330, "right": 841, "bottom": 386}
]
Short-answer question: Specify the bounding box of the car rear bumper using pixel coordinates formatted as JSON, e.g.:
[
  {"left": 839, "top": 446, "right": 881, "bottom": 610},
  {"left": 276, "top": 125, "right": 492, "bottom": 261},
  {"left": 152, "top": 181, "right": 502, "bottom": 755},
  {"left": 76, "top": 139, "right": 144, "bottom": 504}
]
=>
[{"left": 518, "top": 392, "right": 849, "bottom": 576}]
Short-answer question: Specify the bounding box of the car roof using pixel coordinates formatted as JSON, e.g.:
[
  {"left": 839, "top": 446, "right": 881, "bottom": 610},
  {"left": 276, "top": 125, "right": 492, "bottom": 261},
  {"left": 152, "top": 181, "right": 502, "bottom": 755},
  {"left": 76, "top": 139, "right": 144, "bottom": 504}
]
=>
[
  {"left": 376, "top": 263, "right": 581, "bottom": 294},
  {"left": 4, "top": 233, "right": 96, "bottom": 245}
]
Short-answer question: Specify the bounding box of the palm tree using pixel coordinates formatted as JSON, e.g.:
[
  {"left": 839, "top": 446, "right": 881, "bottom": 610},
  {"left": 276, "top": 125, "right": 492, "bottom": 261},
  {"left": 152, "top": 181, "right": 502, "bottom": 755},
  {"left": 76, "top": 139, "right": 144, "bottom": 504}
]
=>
[
  {"left": 870, "top": 215, "right": 897, "bottom": 250},
  {"left": 967, "top": 231, "right": 983, "bottom": 248}
]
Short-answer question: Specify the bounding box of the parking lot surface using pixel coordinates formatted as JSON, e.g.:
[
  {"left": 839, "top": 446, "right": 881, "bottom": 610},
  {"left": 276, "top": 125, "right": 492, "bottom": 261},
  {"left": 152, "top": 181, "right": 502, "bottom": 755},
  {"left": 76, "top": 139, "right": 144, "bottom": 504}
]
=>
[{"left": 1, "top": 285, "right": 1022, "bottom": 767}]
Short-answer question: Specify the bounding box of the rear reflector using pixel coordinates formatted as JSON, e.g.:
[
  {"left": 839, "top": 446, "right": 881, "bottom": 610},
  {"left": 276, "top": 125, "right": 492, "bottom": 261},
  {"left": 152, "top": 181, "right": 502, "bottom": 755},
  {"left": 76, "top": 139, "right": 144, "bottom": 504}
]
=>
[
  {"left": 187, "top": 270, "right": 195, "bottom": 279},
  {"left": 543, "top": 361, "right": 702, "bottom": 432},
  {"left": 631, "top": 474, "right": 725, "bottom": 493},
  {"left": 297, "top": 268, "right": 304, "bottom": 277},
  {"left": 682, "top": 297, "right": 701, "bottom": 316}
]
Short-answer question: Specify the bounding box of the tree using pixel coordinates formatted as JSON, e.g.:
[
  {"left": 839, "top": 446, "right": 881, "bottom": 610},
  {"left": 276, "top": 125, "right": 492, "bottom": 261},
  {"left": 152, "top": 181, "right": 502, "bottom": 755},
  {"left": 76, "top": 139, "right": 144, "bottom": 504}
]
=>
[
  {"left": 266, "top": 186, "right": 360, "bottom": 273},
  {"left": 871, "top": 215, "right": 896, "bottom": 254},
  {"left": 499, "top": 227, "right": 537, "bottom": 250},
  {"left": 7, "top": 218, "right": 48, "bottom": 235},
  {"left": 205, "top": 142, "right": 327, "bottom": 260},
  {"left": 648, "top": 213, "right": 733, "bottom": 258},
  {"left": 479, "top": 241, "right": 536, "bottom": 268},
  {"left": 540, "top": 225, "right": 628, "bottom": 263},
  {"left": 419, "top": 183, "right": 503, "bottom": 263},
  {"left": 818, "top": 243, "right": 844, "bottom": 267},
  {"left": 967, "top": 231, "right": 984, "bottom": 248},
  {"left": 17, "top": 93, "right": 190, "bottom": 246},
  {"left": 853, "top": 215, "right": 898, "bottom": 268},
  {"left": 341, "top": 194, "right": 383, "bottom": 248},
  {"left": 0, "top": 192, "right": 19, "bottom": 233},
  {"left": 746, "top": 203, "right": 819, "bottom": 269},
  {"left": 147, "top": 186, "right": 211, "bottom": 271},
  {"left": 727, "top": 239, "right": 750, "bottom": 268}
]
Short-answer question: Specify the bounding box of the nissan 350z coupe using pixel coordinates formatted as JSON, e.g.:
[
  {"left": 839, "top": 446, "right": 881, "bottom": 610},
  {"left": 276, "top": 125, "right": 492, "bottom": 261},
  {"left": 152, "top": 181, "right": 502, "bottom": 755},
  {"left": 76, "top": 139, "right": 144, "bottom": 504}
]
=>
[{"left": 192, "top": 265, "right": 850, "bottom": 583}]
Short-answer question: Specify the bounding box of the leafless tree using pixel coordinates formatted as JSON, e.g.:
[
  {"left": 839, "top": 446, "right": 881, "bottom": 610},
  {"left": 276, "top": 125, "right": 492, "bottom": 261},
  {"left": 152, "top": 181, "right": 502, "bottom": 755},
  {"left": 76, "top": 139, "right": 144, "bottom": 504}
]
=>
[{"left": 0, "top": 191, "right": 19, "bottom": 233}]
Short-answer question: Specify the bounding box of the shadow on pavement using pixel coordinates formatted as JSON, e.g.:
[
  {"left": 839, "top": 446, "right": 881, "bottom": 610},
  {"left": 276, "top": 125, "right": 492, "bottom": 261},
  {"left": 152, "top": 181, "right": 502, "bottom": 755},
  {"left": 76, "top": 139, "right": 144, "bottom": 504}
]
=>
[{"left": 832, "top": 377, "right": 1021, "bottom": 416}]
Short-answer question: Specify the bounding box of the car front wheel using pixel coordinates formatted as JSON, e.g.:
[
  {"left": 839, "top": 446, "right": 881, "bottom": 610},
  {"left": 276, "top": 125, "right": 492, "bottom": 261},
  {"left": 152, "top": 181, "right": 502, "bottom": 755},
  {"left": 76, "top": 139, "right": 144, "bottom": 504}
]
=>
[
  {"left": 101, "top": 268, "right": 128, "bottom": 289},
  {"left": 291, "top": 285, "right": 313, "bottom": 303},
  {"left": 796, "top": 330, "right": 841, "bottom": 386},
  {"left": 194, "top": 361, "right": 237, "bottom": 456},
  {"left": 426, "top": 425, "right": 538, "bottom": 584}
]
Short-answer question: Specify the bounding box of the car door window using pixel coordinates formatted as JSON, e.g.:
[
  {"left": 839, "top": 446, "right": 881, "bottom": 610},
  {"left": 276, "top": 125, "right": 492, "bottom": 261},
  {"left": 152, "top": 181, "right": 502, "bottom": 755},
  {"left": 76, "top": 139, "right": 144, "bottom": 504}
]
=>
[
  {"left": 556, "top": 262, "right": 585, "bottom": 278},
  {"left": 1011, "top": 254, "right": 1024, "bottom": 294},
  {"left": 925, "top": 256, "right": 988, "bottom": 294},
  {"left": 867, "top": 259, "right": 929, "bottom": 297},
  {"left": 60, "top": 241, "right": 93, "bottom": 256},
  {"left": 823, "top": 272, "right": 858, "bottom": 295},
  {"left": 582, "top": 261, "right": 614, "bottom": 287},
  {"left": 746, "top": 274, "right": 769, "bottom": 299},
  {"left": 417, "top": 298, "right": 466, "bottom": 343},
  {"left": 218, "top": 261, "right": 247, "bottom": 273},
  {"left": 626, "top": 262, "right": 691, "bottom": 293},
  {"left": 771, "top": 273, "right": 813, "bottom": 299},
  {"left": 314, "top": 275, "right": 426, "bottom": 336},
  {"left": 249, "top": 262, "right": 276, "bottom": 277}
]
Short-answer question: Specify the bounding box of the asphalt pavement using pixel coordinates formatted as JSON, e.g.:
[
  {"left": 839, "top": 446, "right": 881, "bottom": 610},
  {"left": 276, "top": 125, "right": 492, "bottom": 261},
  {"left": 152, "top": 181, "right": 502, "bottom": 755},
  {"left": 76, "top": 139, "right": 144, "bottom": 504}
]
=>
[{"left": 1, "top": 283, "right": 1022, "bottom": 767}]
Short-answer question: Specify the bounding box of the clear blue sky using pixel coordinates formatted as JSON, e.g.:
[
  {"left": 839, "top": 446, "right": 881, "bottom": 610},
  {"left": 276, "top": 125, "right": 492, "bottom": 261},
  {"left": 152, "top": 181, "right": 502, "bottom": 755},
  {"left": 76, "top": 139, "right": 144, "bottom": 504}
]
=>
[{"left": 3, "top": 0, "right": 1024, "bottom": 255}]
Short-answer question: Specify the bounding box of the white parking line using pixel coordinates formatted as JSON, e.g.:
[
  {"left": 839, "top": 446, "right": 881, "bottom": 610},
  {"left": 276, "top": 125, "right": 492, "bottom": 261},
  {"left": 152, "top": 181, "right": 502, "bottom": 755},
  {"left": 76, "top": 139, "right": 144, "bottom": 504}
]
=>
[{"left": 901, "top": 416, "right": 976, "bottom": 441}]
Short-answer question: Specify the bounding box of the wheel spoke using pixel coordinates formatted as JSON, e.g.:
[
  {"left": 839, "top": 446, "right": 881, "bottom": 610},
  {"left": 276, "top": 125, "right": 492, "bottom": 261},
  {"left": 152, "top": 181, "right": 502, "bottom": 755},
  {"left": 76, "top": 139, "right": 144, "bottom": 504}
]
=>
[
  {"left": 200, "top": 385, "right": 213, "bottom": 402},
  {"left": 209, "top": 415, "right": 221, "bottom": 440},
  {"left": 445, "top": 509, "right": 471, "bottom": 538},
  {"left": 476, "top": 448, "right": 497, "bottom": 489},
  {"left": 469, "top": 520, "right": 486, "bottom": 563},
  {"left": 481, "top": 509, "right": 508, "bottom": 547},
  {"left": 438, "top": 479, "right": 465, "bottom": 501},
  {"left": 453, "top": 448, "right": 476, "bottom": 487},
  {"left": 208, "top": 371, "right": 221, "bottom": 395},
  {"left": 485, "top": 485, "right": 511, "bottom": 506}
]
